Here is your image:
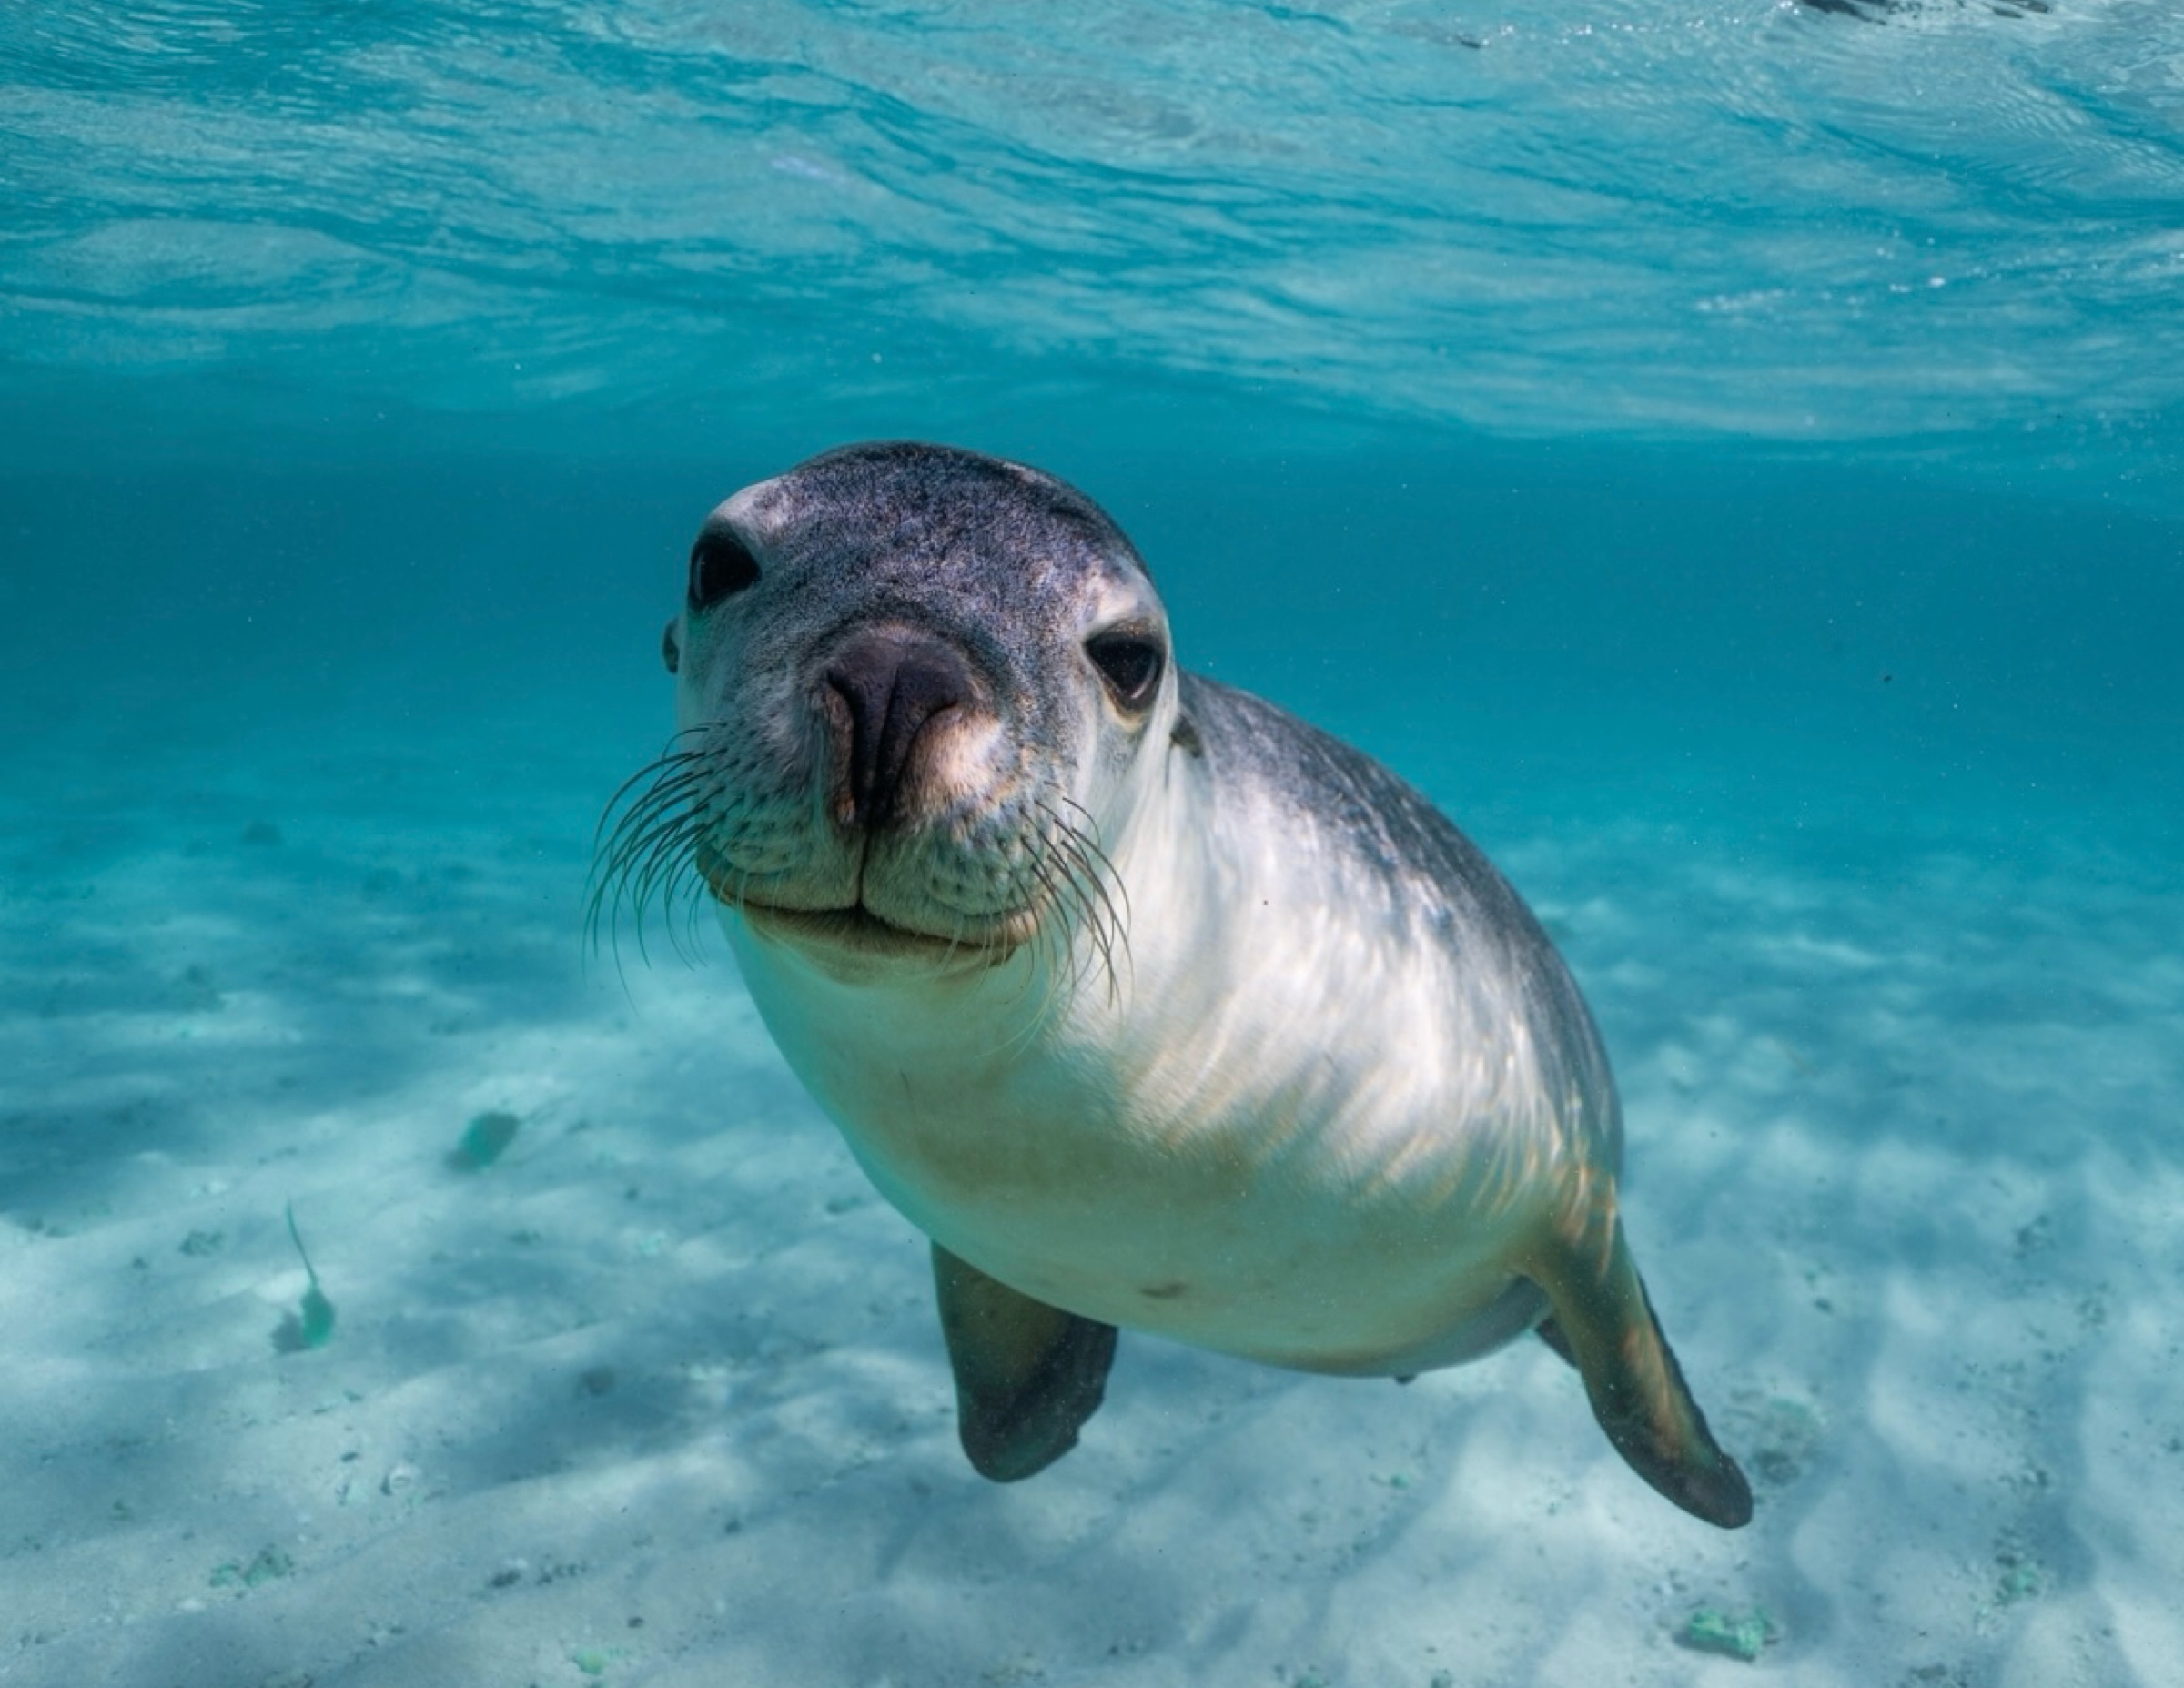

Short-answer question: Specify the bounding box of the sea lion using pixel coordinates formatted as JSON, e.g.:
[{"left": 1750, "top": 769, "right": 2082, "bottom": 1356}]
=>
[{"left": 595, "top": 440, "right": 1751, "bottom": 1528}]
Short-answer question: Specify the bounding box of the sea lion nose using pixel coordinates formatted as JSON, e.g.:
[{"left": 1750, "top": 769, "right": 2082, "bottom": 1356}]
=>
[{"left": 822, "top": 628, "right": 974, "bottom": 828}]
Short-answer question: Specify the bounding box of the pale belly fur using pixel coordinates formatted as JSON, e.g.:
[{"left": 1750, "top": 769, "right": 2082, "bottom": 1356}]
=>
[{"left": 721, "top": 864, "right": 1582, "bottom": 1377}]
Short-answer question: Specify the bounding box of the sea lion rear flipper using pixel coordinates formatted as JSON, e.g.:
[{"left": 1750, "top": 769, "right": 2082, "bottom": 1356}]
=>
[
  {"left": 1526, "top": 1200, "right": 1753, "bottom": 1529},
  {"left": 931, "top": 1243, "right": 1118, "bottom": 1482}
]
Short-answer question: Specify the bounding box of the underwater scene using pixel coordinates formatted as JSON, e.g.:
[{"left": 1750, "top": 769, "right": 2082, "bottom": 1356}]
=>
[{"left": 4, "top": 3, "right": 2181, "bottom": 1684}]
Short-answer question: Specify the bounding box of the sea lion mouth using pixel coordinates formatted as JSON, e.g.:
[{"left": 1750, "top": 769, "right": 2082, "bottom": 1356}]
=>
[
  {"left": 732, "top": 895, "right": 1029, "bottom": 964},
  {"left": 693, "top": 835, "right": 1029, "bottom": 963},
  {"left": 587, "top": 736, "right": 1127, "bottom": 991}
]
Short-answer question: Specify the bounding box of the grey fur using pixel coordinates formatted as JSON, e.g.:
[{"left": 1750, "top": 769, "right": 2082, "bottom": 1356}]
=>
[{"left": 1176, "top": 671, "right": 1620, "bottom": 1178}]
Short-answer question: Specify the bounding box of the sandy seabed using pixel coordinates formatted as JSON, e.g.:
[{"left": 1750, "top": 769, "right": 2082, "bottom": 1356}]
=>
[{"left": 4, "top": 682, "right": 2180, "bottom": 1688}]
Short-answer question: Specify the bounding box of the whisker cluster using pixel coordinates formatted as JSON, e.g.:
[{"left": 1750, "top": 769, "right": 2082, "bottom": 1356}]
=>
[
  {"left": 585, "top": 732, "right": 723, "bottom": 975},
  {"left": 584, "top": 735, "right": 1132, "bottom": 1027},
  {"left": 1016, "top": 794, "right": 1133, "bottom": 1028}
]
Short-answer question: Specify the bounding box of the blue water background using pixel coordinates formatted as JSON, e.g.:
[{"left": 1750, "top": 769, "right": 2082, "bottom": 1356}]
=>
[
  {"left": 4, "top": 4, "right": 2183, "bottom": 1683},
  {"left": 7, "top": 0, "right": 2181, "bottom": 818}
]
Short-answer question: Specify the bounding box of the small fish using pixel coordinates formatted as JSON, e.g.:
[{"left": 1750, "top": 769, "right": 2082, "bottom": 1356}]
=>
[{"left": 449, "top": 1109, "right": 522, "bottom": 1171}]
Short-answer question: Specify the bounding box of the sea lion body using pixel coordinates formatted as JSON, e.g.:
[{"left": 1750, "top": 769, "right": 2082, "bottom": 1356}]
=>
[{"left": 607, "top": 441, "right": 1750, "bottom": 1527}]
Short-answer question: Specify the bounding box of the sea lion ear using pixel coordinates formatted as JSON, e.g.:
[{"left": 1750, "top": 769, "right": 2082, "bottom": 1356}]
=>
[
  {"left": 1524, "top": 1200, "right": 1754, "bottom": 1529},
  {"left": 931, "top": 1244, "right": 1118, "bottom": 1482}
]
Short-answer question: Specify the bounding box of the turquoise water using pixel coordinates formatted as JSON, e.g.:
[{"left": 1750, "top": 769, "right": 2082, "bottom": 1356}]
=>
[{"left": 5, "top": 5, "right": 2183, "bottom": 1686}]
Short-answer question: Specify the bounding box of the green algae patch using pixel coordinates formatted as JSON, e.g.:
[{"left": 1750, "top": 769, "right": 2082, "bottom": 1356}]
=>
[
  {"left": 1978, "top": 1529, "right": 2049, "bottom": 1626},
  {"left": 1676, "top": 1606, "right": 1778, "bottom": 1663},
  {"left": 210, "top": 1544, "right": 294, "bottom": 1590},
  {"left": 450, "top": 1109, "right": 523, "bottom": 1170},
  {"left": 1991, "top": 1529, "right": 2047, "bottom": 1605}
]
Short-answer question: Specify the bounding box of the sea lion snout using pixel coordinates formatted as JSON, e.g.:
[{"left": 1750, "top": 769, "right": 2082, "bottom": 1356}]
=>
[{"left": 819, "top": 625, "right": 979, "bottom": 831}]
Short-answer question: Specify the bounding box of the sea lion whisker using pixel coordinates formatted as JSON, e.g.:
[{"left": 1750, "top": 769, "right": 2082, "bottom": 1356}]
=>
[
  {"left": 945, "top": 829, "right": 1080, "bottom": 1048},
  {"left": 598, "top": 793, "right": 720, "bottom": 968},
  {"left": 1032, "top": 799, "right": 1129, "bottom": 1005},
  {"left": 629, "top": 829, "right": 710, "bottom": 946},
  {"left": 1053, "top": 796, "right": 1133, "bottom": 955},
  {"left": 1053, "top": 838, "right": 1122, "bottom": 1007},
  {"left": 1035, "top": 820, "right": 1125, "bottom": 1019},
  {"left": 609, "top": 763, "right": 717, "bottom": 864},
  {"left": 1036, "top": 794, "right": 1124, "bottom": 930},
  {"left": 588, "top": 756, "right": 713, "bottom": 902},
  {"left": 1016, "top": 826, "right": 1092, "bottom": 979},
  {"left": 592, "top": 748, "right": 693, "bottom": 842},
  {"left": 663, "top": 844, "right": 719, "bottom": 966},
  {"left": 614, "top": 810, "right": 692, "bottom": 902},
  {"left": 586, "top": 796, "right": 702, "bottom": 966},
  {"left": 599, "top": 773, "right": 715, "bottom": 875},
  {"left": 603, "top": 783, "right": 712, "bottom": 874},
  {"left": 1031, "top": 847, "right": 1109, "bottom": 1014},
  {"left": 603, "top": 814, "right": 700, "bottom": 924},
  {"left": 590, "top": 746, "right": 712, "bottom": 862},
  {"left": 1019, "top": 837, "right": 1099, "bottom": 1014}
]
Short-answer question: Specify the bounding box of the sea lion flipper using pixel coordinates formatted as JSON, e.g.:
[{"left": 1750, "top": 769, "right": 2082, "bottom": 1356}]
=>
[
  {"left": 932, "top": 1243, "right": 1118, "bottom": 1482},
  {"left": 1528, "top": 1205, "right": 1753, "bottom": 1529}
]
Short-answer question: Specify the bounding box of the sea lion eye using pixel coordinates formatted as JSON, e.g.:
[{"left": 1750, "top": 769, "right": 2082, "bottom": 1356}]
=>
[
  {"left": 1086, "top": 630, "right": 1164, "bottom": 711},
  {"left": 688, "top": 529, "right": 761, "bottom": 609}
]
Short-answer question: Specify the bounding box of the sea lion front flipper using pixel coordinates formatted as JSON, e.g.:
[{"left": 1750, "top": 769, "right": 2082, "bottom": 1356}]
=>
[
  {"left": 931, "top": 1243, "right": 1118, "bottom": 1482},
  {"left": 1533, "top": 1315, "right": 1577, "bottom": 1368},
  {"left": 1525, "top": 1199, "right": 1754, "bottom": 1529}
]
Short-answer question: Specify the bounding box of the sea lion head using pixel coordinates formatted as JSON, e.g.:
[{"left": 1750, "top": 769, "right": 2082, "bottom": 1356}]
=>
[{"left": 597, "top": 441, "right": 1170, "bottom": 980}]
